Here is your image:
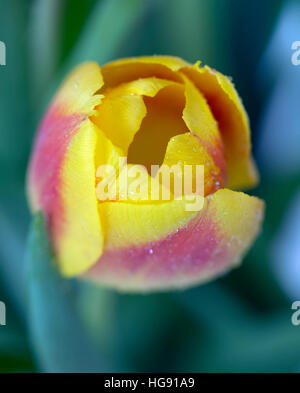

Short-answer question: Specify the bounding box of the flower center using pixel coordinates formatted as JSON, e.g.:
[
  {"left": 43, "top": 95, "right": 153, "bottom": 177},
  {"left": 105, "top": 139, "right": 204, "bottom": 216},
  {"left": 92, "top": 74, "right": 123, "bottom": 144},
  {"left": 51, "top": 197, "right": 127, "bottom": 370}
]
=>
[{"left": 127, "top": 85, "right": 188, "bottom": 174}]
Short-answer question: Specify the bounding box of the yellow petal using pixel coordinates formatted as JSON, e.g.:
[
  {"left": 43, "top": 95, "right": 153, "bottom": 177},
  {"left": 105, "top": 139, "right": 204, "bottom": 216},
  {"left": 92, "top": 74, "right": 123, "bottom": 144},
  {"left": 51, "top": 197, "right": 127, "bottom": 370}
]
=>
[
  {"left": 57, "top": 120, "right": 103, "bottom": 276},
  {"left": 99, "top": 196, "right": 200, "bottom": 250},
  {"left": 85, "top": 189, "right": 264, "bottom": 292},
  {"left": 182, "top": 76, "right": 221, "bottom": 143},
  {"left": 101, "top": 57, "right": 186, "bottom": 88},
  {"left": 181, "top": 76, "right": 227, "bottom": 190},
  {"left": 161, "top": 132, "right": 222, "bottom": 196},
  {"left": 53, "top": 62, "right": 104, "bottom": 117},
  {"left": 92, "top": 77, "right": 177, "bottom": 153},
  {"left": 105, "top": 55, "right": 190, "bottom": 71},
  {"left": 181, "top": 64, "right": 258, "bottom": 189}
]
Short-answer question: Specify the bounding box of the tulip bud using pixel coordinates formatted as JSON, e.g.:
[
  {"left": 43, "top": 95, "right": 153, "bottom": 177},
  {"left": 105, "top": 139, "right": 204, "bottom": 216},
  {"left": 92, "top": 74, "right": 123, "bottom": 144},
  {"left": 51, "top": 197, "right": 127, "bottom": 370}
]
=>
[{"left": 27, "top": 56, "right": 264, "bottom": 291}]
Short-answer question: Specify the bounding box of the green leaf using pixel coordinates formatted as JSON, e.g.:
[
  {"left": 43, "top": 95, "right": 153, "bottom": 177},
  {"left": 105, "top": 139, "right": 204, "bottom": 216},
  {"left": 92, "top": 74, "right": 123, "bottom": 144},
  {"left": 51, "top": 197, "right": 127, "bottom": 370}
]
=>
[
  {"left": 66, "top": 0, "right": 146, "bottom": 68},
  {"left": 174, "top": 284, "right": 300, "bottom": 372},
  {"left": 0, "top": 0, "right": 32, "bottom": 181},
  {"left": 0, "top": 288, "right": 34, "bottom": 372},
  {"left": 0, "top": 184, "right": 30, "bottom": 319},
  {"left": 59, "top": 0, "right": 99, "bottom": 64},
  {"left": 0, "top": 205, "right": 28, "bottom": 319},
  {"left": 0, "top": 324, "right": 22, "bottom": 358},
  {"left": 25, "top": 212, "right": 112, "bottom": 372},
  {"left": 158, "top": 0, "right": 232, "bottom": 72},
  {"left": 0, "top": 325, "right": 33, "bottom": 370},
  {"left": 28, "top": 0, "right": 65, "bottom": 102}
]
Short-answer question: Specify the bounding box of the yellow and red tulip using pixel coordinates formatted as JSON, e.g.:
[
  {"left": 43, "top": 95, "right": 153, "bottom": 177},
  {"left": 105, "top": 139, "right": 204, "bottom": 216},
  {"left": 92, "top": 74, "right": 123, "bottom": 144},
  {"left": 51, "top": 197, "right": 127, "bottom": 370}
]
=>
[{"left": 27, "top": 56, "right": 264, "bottom": 291}]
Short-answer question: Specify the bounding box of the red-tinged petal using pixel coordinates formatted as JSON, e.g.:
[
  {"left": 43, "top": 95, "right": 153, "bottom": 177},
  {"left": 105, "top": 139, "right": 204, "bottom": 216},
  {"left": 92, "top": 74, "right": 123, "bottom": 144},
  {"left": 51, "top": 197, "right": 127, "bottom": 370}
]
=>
[
  {"left": 83, "top": 189, "right": 264, "bottom": 292},
  {"left": 28, "top": 61, "right": 104, "bottom": 211},
  {"left": 181, "top": 76, "right": 227, "bottom": 191},
  {"left": 27, "top": 62, "right": 105, "bottom": 275},
  {"left": 28, "top": 117, "right": 104, "bottom": 276},
  {"left": 55, "top": 120, "right": 104, "bottom": 276},
  {"left": 181, "top": 64, "right": 258, "bottom": 189}
]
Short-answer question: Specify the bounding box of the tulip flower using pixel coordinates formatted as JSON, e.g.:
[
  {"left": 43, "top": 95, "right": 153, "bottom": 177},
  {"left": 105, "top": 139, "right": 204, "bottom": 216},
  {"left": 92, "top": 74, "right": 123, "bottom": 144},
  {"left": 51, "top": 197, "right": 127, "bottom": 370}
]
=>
[{"left": 27, "top": 56, "right": 264, "bottom": 291}]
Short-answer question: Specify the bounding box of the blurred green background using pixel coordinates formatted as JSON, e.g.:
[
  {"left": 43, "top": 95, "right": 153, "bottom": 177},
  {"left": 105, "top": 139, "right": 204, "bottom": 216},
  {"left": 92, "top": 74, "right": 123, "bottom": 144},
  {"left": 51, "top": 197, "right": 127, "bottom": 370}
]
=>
[{"left": 0, "top": 0, "right": 300, "bottom": 373}]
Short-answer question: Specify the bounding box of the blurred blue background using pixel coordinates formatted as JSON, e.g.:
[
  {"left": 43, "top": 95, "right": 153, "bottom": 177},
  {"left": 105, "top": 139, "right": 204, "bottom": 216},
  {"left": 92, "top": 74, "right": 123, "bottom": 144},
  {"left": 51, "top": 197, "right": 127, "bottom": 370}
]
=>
[{"left": 0, "top": 0, "right": 300, "bottom": 372}]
